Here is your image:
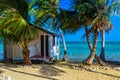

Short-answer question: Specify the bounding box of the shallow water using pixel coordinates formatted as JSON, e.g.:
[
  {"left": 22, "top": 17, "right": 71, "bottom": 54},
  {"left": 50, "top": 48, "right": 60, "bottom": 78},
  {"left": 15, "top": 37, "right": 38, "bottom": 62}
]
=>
[
  {"left": 59, "top": 41, "right": 120, "bottom": 62},
  {"left": 0, "top": 41, "right": 3, "bottom": 60}
]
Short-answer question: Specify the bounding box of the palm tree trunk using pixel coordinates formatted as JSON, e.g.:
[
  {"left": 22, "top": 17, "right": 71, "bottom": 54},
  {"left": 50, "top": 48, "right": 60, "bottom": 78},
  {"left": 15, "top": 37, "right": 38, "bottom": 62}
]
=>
[
  {"left": 22, "top": 48, "right": 31, "bottom": 65},
  {"left": 85, "top": 26, "right": 93, "bottom": 50},
  {"left": 59, "top": 28, "right": 68, "bottom": 61},
  {"left": 84, "top": 27, "right": 98, "bottom": 65},
  {"left": 22, "top": 40, "right": 31, "bottom": 65},
  {"left": 85, "top": 27, "right": 105, "bottom": 66},
  {"left": 100, "top": 29, "right": 105, "bottom": 61},
  {"left": 85, "top": 27, "right": 105, "bottom": 65},
  {"left": 4, "top": 37, "right": 7, "bottom": 63}
]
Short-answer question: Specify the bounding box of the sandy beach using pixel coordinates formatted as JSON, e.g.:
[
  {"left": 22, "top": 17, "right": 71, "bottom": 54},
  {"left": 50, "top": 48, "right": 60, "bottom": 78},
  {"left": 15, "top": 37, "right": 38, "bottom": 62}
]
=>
[{"left": 0, "top": 62, "right": 120, "bottom": 80}]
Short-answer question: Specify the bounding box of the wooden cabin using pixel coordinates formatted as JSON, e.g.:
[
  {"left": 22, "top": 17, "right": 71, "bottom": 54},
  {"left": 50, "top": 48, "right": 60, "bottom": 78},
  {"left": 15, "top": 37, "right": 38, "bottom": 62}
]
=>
[{"left": 6, "top": 27, "right": 59, "bottom": 63}]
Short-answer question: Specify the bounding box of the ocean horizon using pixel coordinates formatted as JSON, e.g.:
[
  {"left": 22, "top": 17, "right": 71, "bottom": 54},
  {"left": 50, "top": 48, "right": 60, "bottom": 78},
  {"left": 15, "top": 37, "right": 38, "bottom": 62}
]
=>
[{"left": 0, "top": 41, "right": 120, "bottom": 62}]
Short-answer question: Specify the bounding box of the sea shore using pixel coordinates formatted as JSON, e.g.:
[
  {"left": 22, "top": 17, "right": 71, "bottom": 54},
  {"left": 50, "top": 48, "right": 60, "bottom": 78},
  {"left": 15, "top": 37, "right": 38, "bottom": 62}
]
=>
[{"left": 0, "top": 62, "right": 120, "bottom": 80}]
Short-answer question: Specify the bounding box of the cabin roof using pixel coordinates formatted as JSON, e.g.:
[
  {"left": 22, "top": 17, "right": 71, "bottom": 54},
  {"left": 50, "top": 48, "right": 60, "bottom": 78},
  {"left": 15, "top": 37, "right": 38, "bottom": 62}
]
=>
[{"left": 31, "top": 24, "right": 59, "bottom": 36}]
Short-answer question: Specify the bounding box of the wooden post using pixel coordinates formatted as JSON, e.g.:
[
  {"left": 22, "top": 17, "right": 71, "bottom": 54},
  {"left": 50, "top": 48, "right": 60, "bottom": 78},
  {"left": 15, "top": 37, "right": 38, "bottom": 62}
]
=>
[{"left": 44, "top": 35, "right": 46, "bottom": 61}]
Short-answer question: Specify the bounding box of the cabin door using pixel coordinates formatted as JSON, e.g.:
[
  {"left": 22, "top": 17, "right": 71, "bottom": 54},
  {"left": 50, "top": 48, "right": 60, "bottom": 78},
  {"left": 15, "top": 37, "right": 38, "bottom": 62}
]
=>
[
  {"left": 46, "top": 35, "right": 49, "bottom": 57},
  {"left": 41, "top": 35, "right": 49, "bottom": 57},
  {"left": 41, "top": 35, "right": 44, "bottom": 57}
]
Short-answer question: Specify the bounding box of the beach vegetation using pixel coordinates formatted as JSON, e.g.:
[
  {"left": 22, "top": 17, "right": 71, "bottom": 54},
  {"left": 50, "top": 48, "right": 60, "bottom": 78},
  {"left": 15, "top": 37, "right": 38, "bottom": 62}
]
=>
[
  {"left": 0, "top": 0, "right": 40, "bottom": 65},
  {"left": 61, "top": 0, "right": 120, "bottom": 65}
]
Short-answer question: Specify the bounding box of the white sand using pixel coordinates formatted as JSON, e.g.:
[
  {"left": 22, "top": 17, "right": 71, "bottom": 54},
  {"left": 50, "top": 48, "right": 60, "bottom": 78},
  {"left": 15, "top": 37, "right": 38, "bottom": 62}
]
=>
[{"left": 0, "top": 63, "right": 120, "bottom": 80}]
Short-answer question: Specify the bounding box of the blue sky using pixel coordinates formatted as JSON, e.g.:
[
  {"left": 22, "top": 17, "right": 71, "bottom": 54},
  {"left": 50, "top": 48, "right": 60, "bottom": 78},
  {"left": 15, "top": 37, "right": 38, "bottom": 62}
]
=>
[
  {"left": 63, "top": 16, "right": 120, "bottom": 41},
  {"left": 59, "top": 0, "right": 120, "bottom": 41}
]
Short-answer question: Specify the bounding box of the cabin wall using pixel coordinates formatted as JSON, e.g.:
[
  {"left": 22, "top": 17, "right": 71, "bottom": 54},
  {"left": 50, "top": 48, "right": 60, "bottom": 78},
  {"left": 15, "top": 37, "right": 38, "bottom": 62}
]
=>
[
  {"left": 6, "top": 42, "right": 23, "bottom": 59},
  {"left": 49, "top": 36, "right": 54, "bottom": 58},
  {"left": 6, "top": 30, "right": 52, "bottom": 60},
  {"left": 49, "top": 36, "right": 60, "bottom": 59},
  {"left": 29, "top": 38, "right": 41, "bottom": 57},
  {"left": 13, "top": 43, "right": 23, "bottom": 59},
  {"left": 6, "top": 42, "right": 13, "bottom": 59}
]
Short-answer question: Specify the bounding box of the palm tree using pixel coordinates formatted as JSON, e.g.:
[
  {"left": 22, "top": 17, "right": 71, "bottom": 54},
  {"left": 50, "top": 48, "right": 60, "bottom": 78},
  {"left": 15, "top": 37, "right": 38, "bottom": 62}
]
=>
[
  {"left": 0, "top": 8, "right": 17, "bottom": 63},
  {"left": 61, "top": 0, "right": 104, "bottom": 65},
  {"left": 0, "top": 30, "right": 8, "bottom": 63},
  {"left": 58, "top": 28, "right": 67, "bottom": 61},
  {"left": 79, "top": 0, "right": 120, "bottom": 65},
  {"left": 62, "top": 0, "right": 120, "bottom": 65},
  {"left": 0, "top": 0, "right": 40, "bottom": 65},
  {"left": 100, "top": 29, "right": 105, "bottom": 61},
  {"left": 88, "top": 0, "right": 120, "bottom": 65},
  {"left": 34, "top": 0, "right": 69, "bottom": 61}
]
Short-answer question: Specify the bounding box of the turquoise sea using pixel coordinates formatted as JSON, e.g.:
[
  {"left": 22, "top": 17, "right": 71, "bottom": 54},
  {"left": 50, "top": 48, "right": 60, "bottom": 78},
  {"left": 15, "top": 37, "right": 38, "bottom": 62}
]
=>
[
  {"left": 59, "top": 41, "right": 120, "bottom": 62},
  {"left": 0, "top": 41, "right": 3, "bottom": 60},
  {"left": 0, "top": 41, "right": 120, "bottom": 62}
]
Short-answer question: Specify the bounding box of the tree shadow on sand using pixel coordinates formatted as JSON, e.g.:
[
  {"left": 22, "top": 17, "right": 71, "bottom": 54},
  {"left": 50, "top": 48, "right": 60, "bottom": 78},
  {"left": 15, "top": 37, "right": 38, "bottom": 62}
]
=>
[
  {"left": 86, "top": 68, "right": 120, "bottom": 79},
  {"left": 40, "top": 64, "right": 66, "bottom": 77},
  {"left": 0, "top": 63, "right": 65, "bottom": 80},
  {"left": 57, "top": 62, "right": 120, "bottom": 79}
]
